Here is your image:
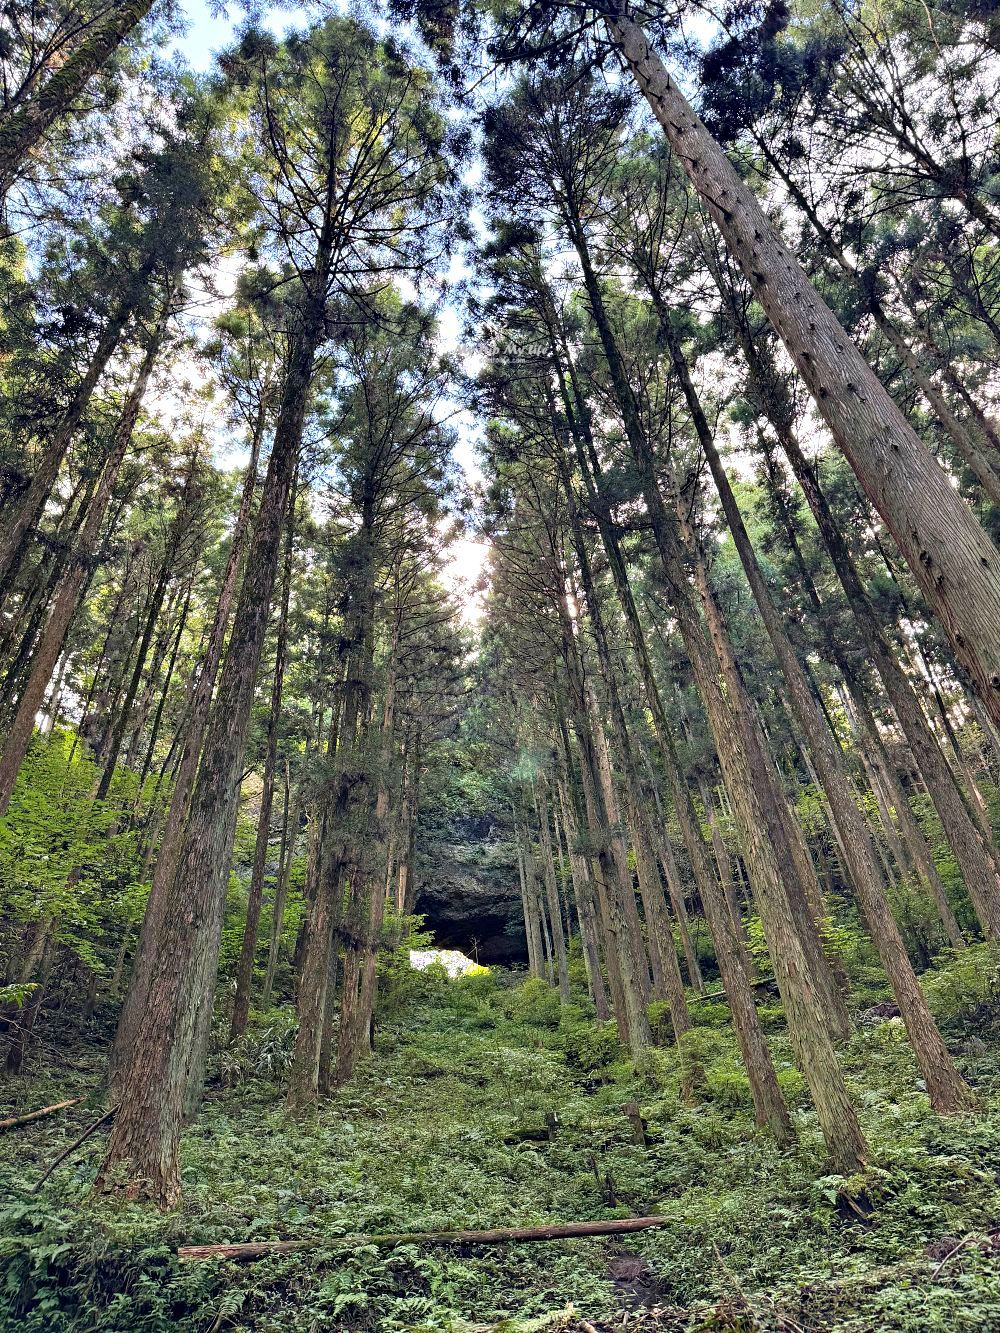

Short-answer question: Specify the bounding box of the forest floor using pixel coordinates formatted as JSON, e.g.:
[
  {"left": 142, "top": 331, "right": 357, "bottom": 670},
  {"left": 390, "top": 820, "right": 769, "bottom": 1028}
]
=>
[{"left": 3, "top": 957, "right": 1000, "bottom": 1331}]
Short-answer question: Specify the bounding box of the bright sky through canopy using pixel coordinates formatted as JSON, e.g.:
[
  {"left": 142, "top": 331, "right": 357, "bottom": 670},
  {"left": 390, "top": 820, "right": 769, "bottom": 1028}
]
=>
[{"left": 173, "top": 1, "right": 490, "bottom": 622}]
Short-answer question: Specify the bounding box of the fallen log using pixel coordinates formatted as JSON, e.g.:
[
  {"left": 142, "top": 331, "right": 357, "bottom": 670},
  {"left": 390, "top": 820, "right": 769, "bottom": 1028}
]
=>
[
  {"left": 178, "top": 1215, "right": 671, "bottom": 1262},
  {"left": 0, "top": 1097, "right": 84, "bottom": 1132}
]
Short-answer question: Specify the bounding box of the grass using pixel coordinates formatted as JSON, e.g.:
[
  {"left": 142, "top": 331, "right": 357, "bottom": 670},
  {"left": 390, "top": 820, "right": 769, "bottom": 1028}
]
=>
[{"left": 2, "top": 957, "right": 1000, "bottom": 1331}]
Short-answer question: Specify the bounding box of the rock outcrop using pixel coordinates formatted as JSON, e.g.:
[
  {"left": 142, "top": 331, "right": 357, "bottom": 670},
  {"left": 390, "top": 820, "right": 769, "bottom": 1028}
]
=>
[{"left": 414, "top": 813, "right": 526, "bottom": 964}]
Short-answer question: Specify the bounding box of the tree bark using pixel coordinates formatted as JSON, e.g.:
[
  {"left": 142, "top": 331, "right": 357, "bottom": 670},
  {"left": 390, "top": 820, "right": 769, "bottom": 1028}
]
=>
[
  {"left": 110, "top": 406, "right": 263, "bottom": 1086},
  {"left": 230, "top": 489, "right": 295, "bottom": 1039},
  {"left": 97, "top": 300, "right": 320, "bottom": 1204},
  {"left": 0, "top": 1, "right": 155, "bottom": 197},
  {"left": 608, "top": 12, "right": 1000, "bottom": 729}
]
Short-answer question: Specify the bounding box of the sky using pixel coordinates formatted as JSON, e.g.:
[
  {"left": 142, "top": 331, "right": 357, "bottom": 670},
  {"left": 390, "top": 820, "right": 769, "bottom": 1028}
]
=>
[{"left": 171, "top": 2, "right": 492, "bottom": 621}]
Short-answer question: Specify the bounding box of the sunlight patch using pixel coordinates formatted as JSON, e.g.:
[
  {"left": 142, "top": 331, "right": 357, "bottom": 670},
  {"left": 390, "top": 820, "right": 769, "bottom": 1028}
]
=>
[{"left": 408, "top": 948, "right": 488, "bottom": 978}]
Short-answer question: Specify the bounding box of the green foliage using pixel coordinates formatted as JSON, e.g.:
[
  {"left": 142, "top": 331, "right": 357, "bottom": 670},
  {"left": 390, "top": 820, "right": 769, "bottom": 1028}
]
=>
[
  {"left": 505, "top": 977, "right": 562, "bottom": 1028},
  {"left": 556, "top": 1016, "right": 622, "bottom": 1074},
  {"left": 5, "top": 966, "right": 1000, "bottom": 1330},
  {"left": 922, "top": 944, "right": 1000, "bottom": 1028},
  {"left": 218, "top": 1009, "right": 299, "bottom": 1086},
  {"left": 0, "top": 732, "right": 150, "bottom": 977}
]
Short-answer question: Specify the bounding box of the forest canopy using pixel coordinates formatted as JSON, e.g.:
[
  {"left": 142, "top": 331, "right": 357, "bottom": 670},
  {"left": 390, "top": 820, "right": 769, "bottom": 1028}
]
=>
[{"left": 3, "top": 2, "right": 1000, "bottom": 1330}]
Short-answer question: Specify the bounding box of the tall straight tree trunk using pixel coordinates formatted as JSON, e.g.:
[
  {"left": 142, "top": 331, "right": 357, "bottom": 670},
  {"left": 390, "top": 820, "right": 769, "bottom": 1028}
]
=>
[
  {"left": 540, "top": 275, "right": 723, "bottom": 992},
  {"left": 584, "top": 679, "right": 652, "bottom": 998},
  {"left": 758, "top": 446, "right": 967, "bottom": 948},
  {"left": 633, "top": 738, "right": 705, "bottom": 987},
  {"left": 627, "top": 792, "right": 690, "bottom": 1042},
  {"left": 341, "top": 613, "right": 402, "bottom": 1082},
  {"left": 555, "top": 764, "right": 609, "bottom": 1019},
  {"left": 0, "top": 1, "right": 155, "bottom": 197},
  {"left": 775, "top": 395, "right": 1000, "bottom": 942},
  {"left": 230, "top": 487, "right": 295, "bottom": 1039},
  {"left": 516, "top": 823, "right": 544, "bottom": 978},
  {"left": 662, "top": 447, "right": 851, "bottom": 1032},
  {"left": 397, "top": 727, "right": 422, "bottom": 918},
  {"left": 564, "top": 656, "right": 639, "bottom": 1044},
  {"left": 566, "top": 217, "right": 865, "bottom": 1171},
  {"left": 659, "top": 312, "right": 972, "bottom": 1109},
  {"left": 262, "top": 758, "right": 300, "bottom": 1010},
  {"left": 110, "top": 407, "right": 263, "bottom": 1084},
  {"left": 289, "top": 498, "right": 378, "bottom": 1108},
  {"left": 136, "top": 575, "right": 193, "bottom": 794},
  {"left": 725, "top": 305, "right": 1000, "bottom": 940},
  {"left": 97, "top": 297, "right": 323, "bottom": 1205},
  {"left": 607, "top": 13, "right": 1000, "bottom": 727},
  {"left": 0, "top": 272, "right": 151, "bottom": 607},
  {"left": 534, "top": 257, "right": 785, "bottom": 1126},
  {"left": 558, "top": 590, "right": 651, "bottom": 1058},
  {"left": 0, "top": 464, "right": 95, "bottom": 694},
  {"left": 534, "top": 778, "right": 571, "bottom": 1001},
  {"left": 558, "top": 464, "right": 687, "bottom": 1027},
  {"left": 94, "top": 560, "right": 171, "bottom": 802},
  {"left": 0, "top": 331, "right": 160, "bottom": 814},
  {"left": 566, "top": 212, "right": 846, "bottom": 1025},
  {"left": 536, "top": 863, "right": 555, "bottom": 987}
]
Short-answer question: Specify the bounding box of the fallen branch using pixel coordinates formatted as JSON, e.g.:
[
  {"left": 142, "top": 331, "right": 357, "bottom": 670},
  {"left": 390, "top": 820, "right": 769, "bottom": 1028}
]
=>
[
  {"left": 690, "top": 979, "right": 774, "bottom": 1005},
  {"left": 32, "top": 1103, "right": 117, "bottom": 1192},
  {"left": 0, "top": 1097, "right": 84, "bottom": 1132},
  {"left": 179, "top": 1215, "right": 671, "bottom": 1262}
]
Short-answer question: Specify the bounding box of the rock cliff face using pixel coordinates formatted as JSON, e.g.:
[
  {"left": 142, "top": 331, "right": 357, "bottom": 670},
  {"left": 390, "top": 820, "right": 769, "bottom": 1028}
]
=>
[{"left": 414, "top": 813, "right": 527, "bottom": 964}]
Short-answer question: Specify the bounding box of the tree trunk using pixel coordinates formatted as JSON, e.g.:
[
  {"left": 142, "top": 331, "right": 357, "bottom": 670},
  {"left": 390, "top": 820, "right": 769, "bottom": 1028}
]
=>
[
  {"left": 97, "top": 305, "right": 320, "bottom": 1206},
  {"left": 534, "top": 779, "right": 571, "bottom": 1001},
  {"left": 230, "top": 489, "right": 295, "bottom": 1039},
  {"left": 516, "top": 825, "right": 544, "bottom": 979},
  {"left": 559, "top": 596, "right": 651, "bottom": 1059},
  {"left": 262, "top": 759, "right": 300, "bottom": 1010},
  {"left": 0, "top": 1, "right": 155, "bottom": 197},
  {"left": 109, "top": 406, "right": 263, "bottom": 1086},
  {"left": 628, "top": 794, "right": 690, "bottom": 1042},
  {"left": 344, "top": 611, "right": 405, "bottom": 1078},
  {"left": 0, "top": 331, "right": 160, "bottom": 814},
  {"left": 555, "top": 766, "right": 609, "bottom": 1019},
  {"left": 608, "top": 13, "right": 1000, "bottom": 729},
  {"left": 0, "top": 276, "right": 150, "bottom": 609},
  {"left": 757, "top": 445, "right": 968, "bottom": 949},
  {"left": 774, "top": 405, "right": 1000, "bottom": 943},
  {"left": 662, "top": 313, "right": 972, "bottom": 1110},
  {"left": 289, "top": 498, "right": 378, "bottom": 1107},
  {"left": 535, "top": 255, "right": 789, "bottom": 1137},
  {"left": 568, "top": 214, "right": 866, "bottom": 1172}
]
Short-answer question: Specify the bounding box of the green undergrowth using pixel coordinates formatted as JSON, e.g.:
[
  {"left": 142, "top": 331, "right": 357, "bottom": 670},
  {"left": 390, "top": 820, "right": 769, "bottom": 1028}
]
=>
[{"left": 2, "top": 955, "right": 1000, "bottom": 1331}]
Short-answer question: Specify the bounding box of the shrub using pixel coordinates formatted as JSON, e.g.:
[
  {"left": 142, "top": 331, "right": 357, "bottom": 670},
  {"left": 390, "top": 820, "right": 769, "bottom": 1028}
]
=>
[
  {"left": 689, "top": 1000, "right": 731, "bottom": 1028},
  {"left": 703, "top": 1062, "right": 754, "bottom": 1111},
  {"left": 217, "top": 1010, "right": 297, "bottom": 1086},
  {"left": 508, "top": 977, "right": 562, "bottom": 1028},
  {"left": 922, "top": 944, "right": 1000, "bottom": 1026},
  {"left": 678, "top": 1027, "right": 719, "bottom": 1102},
  {"left": 558, "top": 1018, "right": 622, "bottom": 1073},
  {"left": 647, "top": 999, "right": 675, "bottom": 1045}
]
